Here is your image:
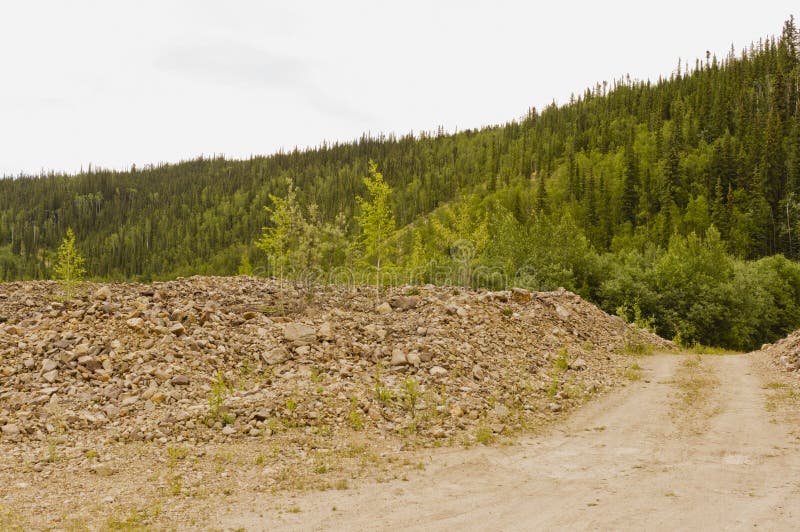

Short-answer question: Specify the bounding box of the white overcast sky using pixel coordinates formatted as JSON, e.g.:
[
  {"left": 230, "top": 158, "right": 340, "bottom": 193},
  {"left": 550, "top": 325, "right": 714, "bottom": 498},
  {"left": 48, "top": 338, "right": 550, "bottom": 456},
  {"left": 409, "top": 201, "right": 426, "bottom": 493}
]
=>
[{"left": 0, "top": 1, "right": 797, "bottom": 176}]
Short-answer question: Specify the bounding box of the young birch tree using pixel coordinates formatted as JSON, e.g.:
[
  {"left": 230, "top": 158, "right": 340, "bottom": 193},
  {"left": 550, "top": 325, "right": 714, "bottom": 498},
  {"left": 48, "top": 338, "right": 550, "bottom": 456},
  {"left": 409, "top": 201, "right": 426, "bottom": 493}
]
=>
[
  {"left": 54, "top": 228, "right": 86, "bottom": 301},
  {"left": 356, "top": 161, "right": 396, "bottom": 296}
]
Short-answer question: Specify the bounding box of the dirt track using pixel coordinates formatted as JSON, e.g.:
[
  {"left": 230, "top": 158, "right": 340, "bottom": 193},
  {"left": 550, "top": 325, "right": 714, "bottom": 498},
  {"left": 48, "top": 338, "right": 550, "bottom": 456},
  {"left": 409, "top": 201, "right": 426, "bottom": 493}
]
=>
[{"left": 222, "top": 354, "right": 800, "bottom": 531}]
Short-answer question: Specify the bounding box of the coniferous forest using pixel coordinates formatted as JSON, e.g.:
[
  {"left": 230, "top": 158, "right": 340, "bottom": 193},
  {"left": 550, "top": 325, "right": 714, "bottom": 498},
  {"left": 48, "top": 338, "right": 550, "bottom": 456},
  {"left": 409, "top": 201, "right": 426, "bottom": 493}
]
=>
[{"left": 2, "top": 18, "right": 800, "bottom": 350}]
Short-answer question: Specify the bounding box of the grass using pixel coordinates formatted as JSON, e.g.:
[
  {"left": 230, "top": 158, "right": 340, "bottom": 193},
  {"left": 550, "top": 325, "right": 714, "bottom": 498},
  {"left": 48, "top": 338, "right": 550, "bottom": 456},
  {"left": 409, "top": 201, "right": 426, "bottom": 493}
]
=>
[
  {"left": 670, "top": 355, "right": 719, "bottom": 433},
  {"left": 763, "top": 381, "right": 800, "bottom": 413},
  {"left": 621, "top": 340, "right": 654, "bottom": 357},
  {"left": 685, "top": 344, "right": 742, "bottom": 355},
  {"left": 623, "top": 363, "right": 643, "bottom": 381},
  {"left": 475, "top": 425, "right": 494, "bottom": 445}
]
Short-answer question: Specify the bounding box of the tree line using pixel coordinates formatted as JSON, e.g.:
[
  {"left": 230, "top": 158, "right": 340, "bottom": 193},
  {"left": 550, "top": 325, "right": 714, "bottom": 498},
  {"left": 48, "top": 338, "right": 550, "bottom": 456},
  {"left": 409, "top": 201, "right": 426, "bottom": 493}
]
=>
[{"left": 1, "top": 18, "right": 799, "bottom": 349}]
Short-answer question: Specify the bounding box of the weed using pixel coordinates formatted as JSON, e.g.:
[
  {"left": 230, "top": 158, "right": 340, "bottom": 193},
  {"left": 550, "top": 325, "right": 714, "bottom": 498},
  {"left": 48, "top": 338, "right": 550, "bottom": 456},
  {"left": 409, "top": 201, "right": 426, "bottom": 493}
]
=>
[
  {"left": 167, "top": 475, "right": 182, "bottom": 496},
  {"left": 401, "top": 377, "right": 420, "bottom": 417},
  {"left": 476, "top": 425, "right": 494, "bottom": 445},
  {"left": 502, "top": 307, "right": 513, "bottom": 317},
  {"left": 207, "top": 371, "right": 232, "bottom": 424},
  {"left": 166, "top": 446, "right": 189, "bottom": 466}
]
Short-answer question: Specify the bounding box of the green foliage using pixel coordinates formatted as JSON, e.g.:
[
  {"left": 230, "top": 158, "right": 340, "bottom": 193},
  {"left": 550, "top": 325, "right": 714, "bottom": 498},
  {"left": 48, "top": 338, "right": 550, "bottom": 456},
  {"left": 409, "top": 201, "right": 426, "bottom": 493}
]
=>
[
  {"left": 53, "top": 228, "right": 86, "bottom": 300},
  {"left": 2, "top": 19, "right": 800, "bottom": 351},
  {"left": 401, "top": 377, "right": 420, "bottom": 417},
  {"left": 355, "top": 161, "right": 396, "bottom": 288},
  {"left": 207, "top": 371, "right": 233, "bottom": 425}
]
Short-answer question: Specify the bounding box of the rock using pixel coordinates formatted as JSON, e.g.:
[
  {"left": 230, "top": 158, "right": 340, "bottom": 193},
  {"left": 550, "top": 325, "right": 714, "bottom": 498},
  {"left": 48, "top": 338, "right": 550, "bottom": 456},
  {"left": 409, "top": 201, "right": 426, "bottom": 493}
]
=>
[
  {"left": 103, "top": 404, "right": 120, "bottom": 419},
  {"left": 41, "top": 359, "right": 58, "bottom": 372},
  {"left": 549, "top": 402, "right": 562, "bottom": 412},
  {"left": 317, "top": 321, "right": 334, "bottom": 341},
  {"left": 390, "top": 349, "right": 407, "bottom": 366},
  {"left": 570, "top": 358, "right": 587, "bottom": 370},
  {"left": 294, "top": 345, "right": 311, "bottom": 356},
  {"left": 511, "top": 287, "right": 532, "bottom": 303},
  {"left": 445, "top": 304, "right": 467, "bottom": 317},
  {"left": 252, "top": 410, "right": 270, "bottom": 422},
  {"left": 367, "top": 406, "right": 382, "bottom": 421},
  {"left": 77, "top": 355, "right": 101, "bottom": 372},
  {"left": 429, "top": 366, "right": 448, "bottom": 376},
  {"left": 126, "top": 317, "right": 145, "bottom": 330},
  {"left": 261, "top": 347, "right": 291, "bottom": 365},
  {"left": 492, "top": 404, "right": 510, "bottom": 418},
  {"left": 376, "top": 302, "right": 393, "bottom": 315},
  {"left": 222, "top": 425, "right": 236, "bottom": 436},
  {"left": 555, "top": 305, "right": 570, "bottom": 320},
  {"left": 92, "top": 286, "right": 112, "bottom": 301},
  {"left": 42, "top": 370, "right": 58, "bottom": 383},
  {"left": 91, "top": 463, "right": 116, "bottom": 477},
  {"left": 1, "top": 424, "right": 20, "bottom": 435},
  {"left": 491, "top": 423, "right": 506, "bottom": 434},
  {"left": 283, "top": 322, "right": 317, "bottom": 345},
  {"left": 472, "top": 365, "right": 485, "bottom": 381},
  {"left": 171, "top": 375, "right": 190, "bottom": 386},
  {"left": 389, "top": 296, "right": 420, "bottom": 310},
  {"left": 406, "top": 352, "right": 421, "bottom": 367},
  {"left": 169, "top": 322, "right": 186, "bottom": 336}
]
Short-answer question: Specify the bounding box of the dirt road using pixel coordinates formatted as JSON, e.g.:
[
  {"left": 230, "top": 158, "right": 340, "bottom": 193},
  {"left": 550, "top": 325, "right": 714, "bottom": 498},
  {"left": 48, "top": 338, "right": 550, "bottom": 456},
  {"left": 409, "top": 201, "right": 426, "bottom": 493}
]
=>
[{"left": 221, "top": 354, "right": 800, "bottom": 531}]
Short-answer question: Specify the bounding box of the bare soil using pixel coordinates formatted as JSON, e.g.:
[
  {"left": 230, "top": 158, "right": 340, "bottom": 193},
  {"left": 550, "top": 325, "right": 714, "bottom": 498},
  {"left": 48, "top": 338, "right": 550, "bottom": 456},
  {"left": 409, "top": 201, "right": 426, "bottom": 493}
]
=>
[{"left": 221, "top": 353, "right": 800, "bottom": 531}]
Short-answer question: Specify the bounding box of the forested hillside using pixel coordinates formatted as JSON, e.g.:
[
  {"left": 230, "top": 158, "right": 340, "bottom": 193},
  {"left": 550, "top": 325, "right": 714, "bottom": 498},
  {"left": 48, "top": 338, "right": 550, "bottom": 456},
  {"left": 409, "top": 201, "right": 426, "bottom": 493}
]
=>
[{"left": 1, "top": 18, "right": 799, "bottom": 349}]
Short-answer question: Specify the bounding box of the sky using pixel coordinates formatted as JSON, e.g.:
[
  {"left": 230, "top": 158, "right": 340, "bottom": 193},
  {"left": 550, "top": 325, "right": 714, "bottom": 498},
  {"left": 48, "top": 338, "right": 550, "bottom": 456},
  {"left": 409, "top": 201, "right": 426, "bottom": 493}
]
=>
[{"left": 0, "top": 1, "right": 797, "bottom": 177}]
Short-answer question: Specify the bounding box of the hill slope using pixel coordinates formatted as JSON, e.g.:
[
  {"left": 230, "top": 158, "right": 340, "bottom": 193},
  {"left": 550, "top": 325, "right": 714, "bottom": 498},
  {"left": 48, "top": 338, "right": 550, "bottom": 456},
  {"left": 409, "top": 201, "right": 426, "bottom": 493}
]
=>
[{"left": 1, "top": 18, "right": 799, "bottom": 349}]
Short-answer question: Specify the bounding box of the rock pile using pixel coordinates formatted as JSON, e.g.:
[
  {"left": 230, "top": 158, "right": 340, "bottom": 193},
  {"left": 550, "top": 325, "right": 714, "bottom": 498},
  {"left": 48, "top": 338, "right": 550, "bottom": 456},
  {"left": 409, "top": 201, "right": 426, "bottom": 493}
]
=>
[
  {"left": 0, "top": 277, "right": 670, "bottom": 446},
  {"left": 760, "top": 331, "right": 800, "bottom": 373}
]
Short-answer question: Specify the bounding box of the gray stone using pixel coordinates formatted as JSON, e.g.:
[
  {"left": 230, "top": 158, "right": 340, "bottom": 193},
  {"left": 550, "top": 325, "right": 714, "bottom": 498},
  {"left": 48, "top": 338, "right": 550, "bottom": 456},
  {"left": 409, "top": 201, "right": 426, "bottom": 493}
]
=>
[
  {"left": 171, "top": 375, "right": 190, "bottom": 386},
  {"left": 429, "top": 366, "right": 448, "bottom": 376},
  {"left": 283, "top": 322, "right": 317, "bottom": 345},
  {"left": 93, "top": 286, "right": 112, "bottom": 301},
  {"left": 261, "top": 347, "right": 291, "bottom": 365},
  {"left": 390, "top": 349, "right": 407, "bottom": 366}
]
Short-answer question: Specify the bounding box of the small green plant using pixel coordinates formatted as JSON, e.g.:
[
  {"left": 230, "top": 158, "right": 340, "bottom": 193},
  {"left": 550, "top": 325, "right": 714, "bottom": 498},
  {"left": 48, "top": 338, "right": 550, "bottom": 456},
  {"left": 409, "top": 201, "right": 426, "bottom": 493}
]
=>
[
  {"left": 288, "top": 506, "right": 301, "bottom": 514},
  {"left": 46, "top": 440, "right": 58, "bottom": 463},
  {"left": 401, "top": 377, "right": 421, "bottom": 417},
  {"left": 502, "top": 307, "right": 513, "bottom": 317},
  {"left": 374, "top": 370, "right": 395, "bottom": 404},
  {"left": 166, "top": 446, "right": 189, "bottom": 466},
  {"left": 616, "top": 299, "right": 656, "bottom": 332},
  {"left": 286, "top": 398, "right": 297, "bottom": 414},
  {"left": 476, "top": 425, "right": 494, "bottom": 445},
  {"left": 348, "top": 398, "right": 365, "bottom": 431},
  {"left": 554, "top": 348, "right": 569, "bottom": 372},
  {"left": 167, "top": 475, "right": 182, "bottom": 496},
  {"left": 85, "top": 449, "right": 98, "bottom": 461},
  {"left": 53, "top": 228, "right": 86, "bottom": 301},
  {"left": 208, "top": 371, "right": 232, "bottom": 423}
]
